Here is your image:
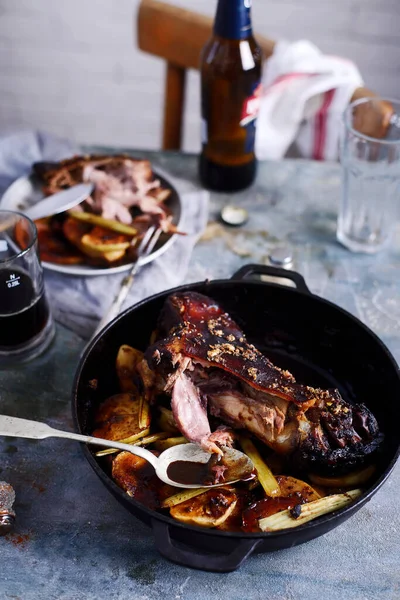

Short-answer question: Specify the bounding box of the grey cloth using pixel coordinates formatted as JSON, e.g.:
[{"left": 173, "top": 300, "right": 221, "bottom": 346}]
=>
[{"left": 0, "top": 131, "right": 209, "bottom": 339}]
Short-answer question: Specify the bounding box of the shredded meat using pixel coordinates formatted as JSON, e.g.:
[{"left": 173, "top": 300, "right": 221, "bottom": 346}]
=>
[
  {"left": 208, "top": 425, "right": 235, "bottom": 448},
  {"left": 171, "top": 372, "right": 222, "bottom": 454},
  {"left": 83, "top": 161, "right": 169, "bottom": 227},
  {"left": 211, "top": 463, "right": 228, "bottom": 484},
  {"left": 144, "top": 292, "right": 383, "bottom": 475},
  {"left": 33, "top": 154, "right": 176, "bottom": 233}
]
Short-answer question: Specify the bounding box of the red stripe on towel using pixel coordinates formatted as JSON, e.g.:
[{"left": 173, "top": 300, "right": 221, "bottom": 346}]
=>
[{"left": 313, "top": 89, "right": 335, "bottom": 160}]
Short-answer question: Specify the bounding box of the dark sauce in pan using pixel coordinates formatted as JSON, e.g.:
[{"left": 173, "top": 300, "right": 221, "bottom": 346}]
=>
[
  {"left": 167, "top": 453, "right": 256, "bottom": 486},
  {"left": 167, "top": 460, "right": 216, "bottom": 486},
  {"left": 242, "top": 496, "right": 304, "bottom": 532}
]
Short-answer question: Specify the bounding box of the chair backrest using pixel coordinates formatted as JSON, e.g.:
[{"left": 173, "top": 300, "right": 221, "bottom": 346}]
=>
[
  {"left": 137, "top": 0, "right": 275, "bottom": 150},
  {"left": 137, "top": 0, "right": 393, "bottom": 153}
]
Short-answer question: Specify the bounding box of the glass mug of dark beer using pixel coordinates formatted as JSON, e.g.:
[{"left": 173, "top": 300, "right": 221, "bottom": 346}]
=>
[{"left": 0, "top": 210, "right": 55, "bottom": 365}]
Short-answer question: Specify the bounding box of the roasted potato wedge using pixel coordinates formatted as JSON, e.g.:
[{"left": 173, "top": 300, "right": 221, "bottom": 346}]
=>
[
  {"left": 94, "top": 392, "right": 139, "bottom": 421},
  {"left": 112, "top": 451, "right": 174, "bottom": 509},
  {"left": 35, "top": 218, "right": 84, "bottom": 264},
  {"left": 62, "top": 216, "right": 89, "bottom": 246},
  {"left": 80, "top": 226, "right": 131, "bottom": 254},
  {"left": 156, "top": 407, "right": 179, "bottom": 435},
  {"left": 115, "top": 345, "right": 150, "bottom": 427},
  {"left": 216, "top": 489, "right": 253, "bottom": 532},
  {"left": 241, "top": 476, "right": 321, "bottom": 532},
  {"left": 309, "top": 464, "right": 376, "bottom": 489},
  {"left": 115, "top": 345, "right": 143, "bottom": 393},
  {"left": 68, "top": 210, "right": 137, "bottom": 236},
  {"left": 113, "top": 452, "right": 148, "bottom": 485},
  {"left": 169, "top": 488, "right": 237, "bottom": 528},
  {"left": 62, "top": 217, "right": 126, "bottom": 262},
  {"left": 93, "top": 393, "right": 146, "bottom": 441},
  {"left": 276, "top": 476, "right": 321, "bottom": 502}
]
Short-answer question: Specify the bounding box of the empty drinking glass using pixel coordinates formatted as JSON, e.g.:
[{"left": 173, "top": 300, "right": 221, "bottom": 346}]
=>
[
  {"left": 0, "top": 210, "right": 55, "bottom": 365},
  {"left": 337, "top": 97, "right": 400, "bottom": 253}
]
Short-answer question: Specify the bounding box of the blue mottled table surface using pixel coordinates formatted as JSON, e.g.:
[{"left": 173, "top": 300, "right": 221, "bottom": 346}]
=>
[{"left": 1, "top": 151, "right": 399, "bottom": 600}]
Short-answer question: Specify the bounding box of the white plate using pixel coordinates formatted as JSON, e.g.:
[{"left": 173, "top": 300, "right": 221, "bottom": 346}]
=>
[{"left": 1, "top": 169, "right": 182, "bottom": 277}]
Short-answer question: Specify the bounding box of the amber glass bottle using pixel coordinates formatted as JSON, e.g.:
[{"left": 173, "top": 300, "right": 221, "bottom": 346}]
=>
[{"left": 199, "top": 0, "right": 263, "bottom": 192}]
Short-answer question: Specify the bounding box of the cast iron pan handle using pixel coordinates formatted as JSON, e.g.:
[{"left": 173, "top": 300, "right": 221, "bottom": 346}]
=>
[
  {"left": 232, "top": 264, "right": 311, "bottom": 295},
  {"left": 152, "top": 519, "right": 261, "bottom": 572}
]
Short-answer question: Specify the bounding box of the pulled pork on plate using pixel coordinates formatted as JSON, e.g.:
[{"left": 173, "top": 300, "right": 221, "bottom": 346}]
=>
[{"left": 30, "top": 154, "right": 179, "bottom": 267}]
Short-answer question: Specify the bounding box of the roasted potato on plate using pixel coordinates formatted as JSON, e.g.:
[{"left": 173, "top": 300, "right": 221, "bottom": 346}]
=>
[
  {"left": 80, "top": 226, "right": 131, "bottom": 255},
  {"left": 35, "top": 218, "right": 84, "bottom": 265},
  {"left": 63, "top": 217, "right": 127, "bottom": 263}
]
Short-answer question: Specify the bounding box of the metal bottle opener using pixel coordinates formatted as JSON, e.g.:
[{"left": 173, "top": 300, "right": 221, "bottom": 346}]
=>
[{"left": 0, "top": 481, "right": 16, "bottom": 535}]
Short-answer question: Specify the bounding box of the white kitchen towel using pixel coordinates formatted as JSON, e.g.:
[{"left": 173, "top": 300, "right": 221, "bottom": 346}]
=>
[
  {"left": 0, "top": 131, "right": 209, "bottom": 339},
  {"left": 256, "top": 40, "right": 364, "bottom": 161}
]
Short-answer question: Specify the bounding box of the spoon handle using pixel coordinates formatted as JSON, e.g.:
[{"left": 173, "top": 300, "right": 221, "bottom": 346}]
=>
[
  {"left": 0, "top": 415, "right": 159, "bottom": 469},
  {"left": 24, "top": 183, "right": 93, "bottom": 222}
]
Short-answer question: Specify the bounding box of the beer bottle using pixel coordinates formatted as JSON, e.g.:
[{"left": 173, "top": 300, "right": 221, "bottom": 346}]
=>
[{"left": 199, "top": 0, "right": 263, "bottom": 192}]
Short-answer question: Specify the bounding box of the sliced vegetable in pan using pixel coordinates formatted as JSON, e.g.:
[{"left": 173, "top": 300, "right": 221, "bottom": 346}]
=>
[
  {"left": 239, "top": 436, "right": 280, "bottom": 497},
  {"left": 259, "top": 490, "right": 362, "bottom": 532}
]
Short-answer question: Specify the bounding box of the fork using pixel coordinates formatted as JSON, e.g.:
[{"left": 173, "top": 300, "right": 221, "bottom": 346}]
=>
[{"left": 90, "top": 225, "right": 162, "bottom": 340}]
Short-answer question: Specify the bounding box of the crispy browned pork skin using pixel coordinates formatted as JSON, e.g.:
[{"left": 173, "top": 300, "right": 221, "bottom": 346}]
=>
[{"left": 143, "top": 292, "right": 382, "bottom": 474}]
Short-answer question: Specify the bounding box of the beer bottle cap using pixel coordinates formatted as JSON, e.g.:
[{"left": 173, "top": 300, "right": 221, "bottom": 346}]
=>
[{"left": 220, "top": 205, "right": 249, "bottom": 227}]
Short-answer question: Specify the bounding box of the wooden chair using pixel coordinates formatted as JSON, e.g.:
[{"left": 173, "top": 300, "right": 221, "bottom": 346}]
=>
[{"left": 137, "top": 0, "right": 392, "bottom": 152}]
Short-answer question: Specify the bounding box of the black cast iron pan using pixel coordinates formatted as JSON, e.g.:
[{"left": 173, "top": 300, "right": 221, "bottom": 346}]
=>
[{"left": 72, "top": 264, "right": 400, "bottom": 572}]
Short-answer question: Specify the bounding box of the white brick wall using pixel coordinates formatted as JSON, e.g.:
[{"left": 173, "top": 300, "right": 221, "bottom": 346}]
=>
[{"left": 0, "top": 0, "right": 399, "bottom": 152}]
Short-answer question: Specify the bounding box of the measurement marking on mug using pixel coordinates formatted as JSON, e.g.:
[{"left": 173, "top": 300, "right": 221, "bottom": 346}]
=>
[{"left": 6, "top": 274, "right": 21, "bottom": 288}]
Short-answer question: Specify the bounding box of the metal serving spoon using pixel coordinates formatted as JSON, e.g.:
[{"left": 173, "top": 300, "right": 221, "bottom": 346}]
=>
[
  {"left": 23, "top": 183, "right": 94, "bottom": 222},
  {"left": 0, "top": 415, "right": 254, "bottom": 489}
]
